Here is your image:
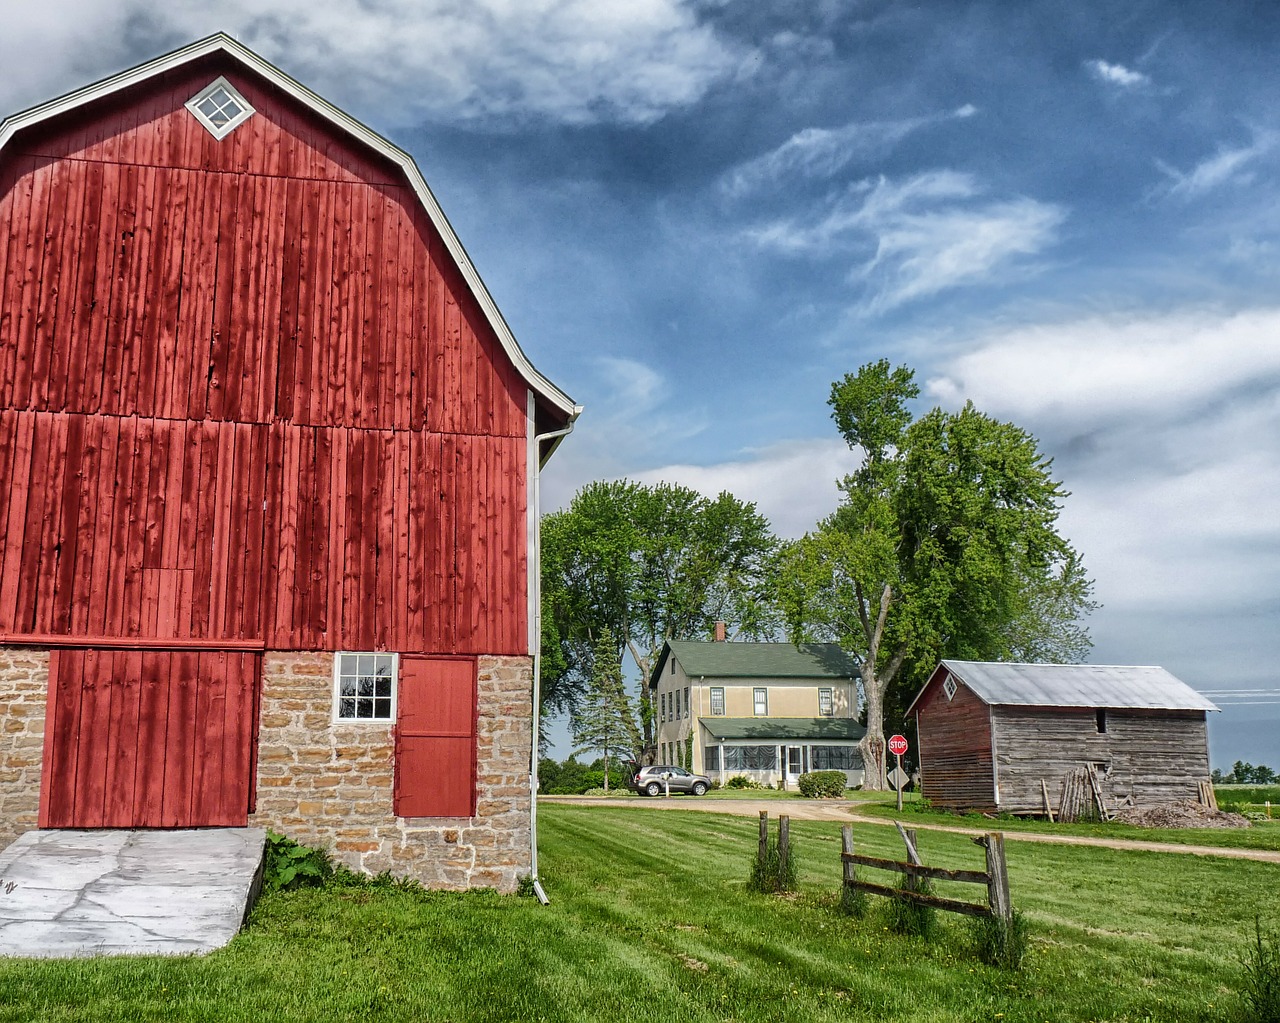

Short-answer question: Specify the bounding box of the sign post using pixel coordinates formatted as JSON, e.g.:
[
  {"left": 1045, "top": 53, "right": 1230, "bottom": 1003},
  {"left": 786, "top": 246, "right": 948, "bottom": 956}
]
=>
[{"left": 888, "top": 734, "right": 909, "bottom": 812}]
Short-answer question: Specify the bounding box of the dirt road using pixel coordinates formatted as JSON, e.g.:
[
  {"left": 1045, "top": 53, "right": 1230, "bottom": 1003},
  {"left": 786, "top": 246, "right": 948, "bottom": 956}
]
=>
[{"left": 539, "top": 795, "right": 1280, "bottom": 864}]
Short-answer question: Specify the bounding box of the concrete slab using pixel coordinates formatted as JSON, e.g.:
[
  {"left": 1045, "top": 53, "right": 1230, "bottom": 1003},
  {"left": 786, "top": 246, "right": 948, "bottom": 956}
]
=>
[{"left": 0, "top": 828, "right": 265, "bottom": 958}]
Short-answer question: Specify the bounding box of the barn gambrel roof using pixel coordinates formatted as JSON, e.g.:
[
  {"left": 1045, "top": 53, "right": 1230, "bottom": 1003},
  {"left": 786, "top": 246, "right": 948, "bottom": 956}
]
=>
[
  {"left": 0, "top": 32, "right": 581, "bottom": 436},
  {"left": 907, "top": 660, "right": 1219, "bottom": 715}
]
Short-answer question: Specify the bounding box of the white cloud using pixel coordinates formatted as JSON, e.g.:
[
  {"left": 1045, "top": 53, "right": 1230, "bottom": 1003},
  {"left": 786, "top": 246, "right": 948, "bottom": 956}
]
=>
[
  {"left": 1156, "top": 129, "right": 1279, "bottom": 199},
  {"left": 1087, "top": 59, "right": 1150, "bottom": 89},
  {"left": 634, "top": 438, "right": 851, "bottom": 538},
  {"left": 923, "top": 307, "right": 1280, "bottom": 612},
  {"left": 750, "top": 171, "right": 1065, "bottom": 312},
  {"left": 722, "top": 105, "right": 977, "bottom": 197},
  {"left": 0, "top": 0, "right": 745, "bottom": 126}
]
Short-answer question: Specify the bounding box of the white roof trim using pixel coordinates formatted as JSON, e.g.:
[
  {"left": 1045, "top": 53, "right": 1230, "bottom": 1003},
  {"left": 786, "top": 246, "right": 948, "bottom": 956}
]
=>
[{"left": 0, "top": 32, "right": 581, "bottom": 425}]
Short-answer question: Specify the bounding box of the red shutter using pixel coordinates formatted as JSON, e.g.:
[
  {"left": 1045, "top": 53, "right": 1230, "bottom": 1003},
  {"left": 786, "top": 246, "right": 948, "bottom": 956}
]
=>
[{"left": 394, "top": 656, "right": 477, "bottom": 817}]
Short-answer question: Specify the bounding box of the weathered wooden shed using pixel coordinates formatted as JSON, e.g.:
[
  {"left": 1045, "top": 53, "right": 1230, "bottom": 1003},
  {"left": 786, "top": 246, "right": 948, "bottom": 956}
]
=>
[
  {"left": 0, "top": 34, "right": 578, "bottom": 891},
  {"left": 908, "top": 660, "right": 1218, "bottom": 814}
]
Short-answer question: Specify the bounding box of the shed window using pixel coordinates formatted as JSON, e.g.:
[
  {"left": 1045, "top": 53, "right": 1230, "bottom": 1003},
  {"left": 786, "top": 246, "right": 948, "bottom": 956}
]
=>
[
  {"left": 186, "top": 77, "right": 256, "bottom": 140},
  {"left": 753, "top": 687, "right": 768, "bottom": 716},
  {"left": 1096, "top": 709, "right": 1107, "bottom": 733},
  {"left": 334, "top": 653, "right": 396, "bottom": 721},
  {"left": 818, "top": 687, "right": 833, "bottom": 716},
  {"left": 710, "top": 687, "right": 725, "bottom": 715}
]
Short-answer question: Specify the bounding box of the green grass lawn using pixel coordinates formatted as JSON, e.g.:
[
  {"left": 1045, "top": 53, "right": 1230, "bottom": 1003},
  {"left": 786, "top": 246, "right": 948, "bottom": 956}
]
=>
[
  {"left": 854, "top": 791, "right": 1280, "bottom": 852},
  {"left": 0, "top": 804, "right": 1271, "bottom": 1022}
]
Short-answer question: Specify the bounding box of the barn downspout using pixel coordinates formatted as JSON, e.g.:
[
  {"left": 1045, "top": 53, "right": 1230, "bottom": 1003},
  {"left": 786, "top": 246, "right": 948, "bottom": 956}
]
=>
[{"left": 528, "top": 415, "right": 577, "bottom": 905}]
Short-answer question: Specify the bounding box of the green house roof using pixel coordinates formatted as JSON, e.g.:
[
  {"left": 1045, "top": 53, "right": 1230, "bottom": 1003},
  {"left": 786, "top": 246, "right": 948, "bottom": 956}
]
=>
[
  {"left": 650, "top": 641, "right": 857, "bottom": 686},
  {"left": 698, "top": 717, "right": 867, "bottom": 742}
]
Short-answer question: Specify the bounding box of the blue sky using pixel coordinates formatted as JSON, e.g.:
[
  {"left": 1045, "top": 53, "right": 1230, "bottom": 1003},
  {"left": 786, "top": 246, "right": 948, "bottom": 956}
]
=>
[{"left": 5, "top": 1, "right": 1277, "bottom": 771}]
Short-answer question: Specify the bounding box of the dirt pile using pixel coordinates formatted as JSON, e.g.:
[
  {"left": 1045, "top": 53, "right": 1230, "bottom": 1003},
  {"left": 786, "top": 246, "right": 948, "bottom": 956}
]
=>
[{"left": 1112, "top": 801, "right": 1252, "bottom": 829}]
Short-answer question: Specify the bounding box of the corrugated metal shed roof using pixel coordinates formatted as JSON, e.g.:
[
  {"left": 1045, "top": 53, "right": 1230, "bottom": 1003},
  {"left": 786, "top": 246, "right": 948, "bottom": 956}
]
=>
[
  {"left": 652, "top": 641, "right": 857, "bottom": 685},
  {"left": 935, "top": 660, "right": 1219, "bottom": 712},
  {"left": 698, "top": 718, "right": 867, "bottom": 741}
]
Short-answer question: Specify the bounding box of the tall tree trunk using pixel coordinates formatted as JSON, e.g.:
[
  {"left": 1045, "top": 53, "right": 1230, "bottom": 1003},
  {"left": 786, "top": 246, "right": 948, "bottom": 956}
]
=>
[
  {"left": 859, "top": 668, "right": 888, "bottom": 790},
  {"left": 604, "top": 748, "right": 610, "bottom": 794}
]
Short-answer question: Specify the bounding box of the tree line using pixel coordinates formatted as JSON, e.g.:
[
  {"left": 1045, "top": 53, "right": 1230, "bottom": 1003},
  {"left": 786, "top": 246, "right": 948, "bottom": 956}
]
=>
[{"left": 543, "top": 361, "right": 1098, "bottom": 789}]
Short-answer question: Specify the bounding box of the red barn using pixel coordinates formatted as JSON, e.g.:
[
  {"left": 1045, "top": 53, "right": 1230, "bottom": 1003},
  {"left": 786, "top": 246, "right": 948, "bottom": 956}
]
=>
[{"left": 0, "top": 34, "right": 578, "bottom": 891}]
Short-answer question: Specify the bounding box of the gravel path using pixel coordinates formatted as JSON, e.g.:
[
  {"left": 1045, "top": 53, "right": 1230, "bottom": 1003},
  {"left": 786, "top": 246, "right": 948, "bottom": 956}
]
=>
[{"left": 539, "top": 795, "right": 1280, "bottom": 864}]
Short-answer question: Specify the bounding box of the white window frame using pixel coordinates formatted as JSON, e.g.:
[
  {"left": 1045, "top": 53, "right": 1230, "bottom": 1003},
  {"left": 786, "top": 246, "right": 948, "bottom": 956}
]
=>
[
  {"left": 753, "top": 687, "right": 768, "bottom": 716},
  {"left": 818, "top": 687, "right": 834, "bottom": 716},
  {"left": 332, "top": 651, "right": 398, "bottom": 723},
  {"left": 710, "top": 686, "right": 725, "bottom": 716},
  {"left": 185, "top": 76, "right": 256, "bottom": 141}
]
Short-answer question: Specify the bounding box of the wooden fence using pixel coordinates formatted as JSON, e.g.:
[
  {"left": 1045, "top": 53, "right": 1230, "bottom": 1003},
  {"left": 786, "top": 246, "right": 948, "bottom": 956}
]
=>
[{"left": 840, "top": 822, "right": 1012, "bottom": 922}]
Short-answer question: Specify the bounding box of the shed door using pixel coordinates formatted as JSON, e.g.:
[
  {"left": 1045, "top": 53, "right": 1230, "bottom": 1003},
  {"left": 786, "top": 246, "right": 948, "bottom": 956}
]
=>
[
  {"left": 40, "top": 649, "right": 261, "bottom": 828},
  {"left": 394, "top": 656, "right": 476, "bottom": 818}
]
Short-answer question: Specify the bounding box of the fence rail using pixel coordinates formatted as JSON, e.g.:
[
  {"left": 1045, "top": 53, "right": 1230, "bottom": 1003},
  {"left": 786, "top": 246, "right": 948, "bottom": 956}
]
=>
[{"left": 840, "top": 823, "right": 1012, "bottom": 922}]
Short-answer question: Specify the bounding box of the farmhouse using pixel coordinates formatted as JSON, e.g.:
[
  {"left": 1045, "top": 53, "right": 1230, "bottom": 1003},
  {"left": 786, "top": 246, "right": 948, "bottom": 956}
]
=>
[
  {"left": 651, "top": 632, "right": 865, "bottom": 789},
  {"left": 908, "top": 660, "right": 1218, "bottom": 814},
  {"left": 0, "top": 35, "right": 578, "bottom": 891}
]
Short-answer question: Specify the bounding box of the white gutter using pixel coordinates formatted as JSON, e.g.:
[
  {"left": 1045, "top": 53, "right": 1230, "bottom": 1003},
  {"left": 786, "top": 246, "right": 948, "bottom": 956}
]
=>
[{"left": 527, "top": 410, "right": 578, "bottom": 906}]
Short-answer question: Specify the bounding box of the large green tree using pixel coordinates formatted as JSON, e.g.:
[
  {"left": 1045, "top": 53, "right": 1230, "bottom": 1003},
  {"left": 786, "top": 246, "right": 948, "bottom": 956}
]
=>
[
  {"left": 571, "top": 629, "right": 642, "bottom": 793},
  {"left": 776, "top": 360, "right": 1097, "bottom": 789},
  {"left": 541, "top": 480, "right": 778, "bottom": 749}
]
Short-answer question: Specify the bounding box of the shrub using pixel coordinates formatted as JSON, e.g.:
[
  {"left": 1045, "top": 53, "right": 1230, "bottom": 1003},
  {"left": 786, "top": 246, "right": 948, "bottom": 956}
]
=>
[
  {"left": 725, "top": 775, "right": 762, "bottom": 790},
  {"left": 798, "top": 770, "right": 847, "bottom": 798},
  {"left": 886, "top": 875, "right": 936, "bottom": 939},
  {"left": 263, "top": 831, "right": 332, "bottom": 892},
  {"left": 1240, "top": 915, "right": 1280, "bottom": 1023},
  {"left": 972, "top": 911, "right": 1030, "bottom": 970}
]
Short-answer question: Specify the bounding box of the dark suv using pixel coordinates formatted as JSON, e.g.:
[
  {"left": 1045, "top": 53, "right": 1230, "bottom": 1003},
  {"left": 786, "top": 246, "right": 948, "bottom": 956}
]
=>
[{"left": 630, "top": 765, "right": 711, "bottom": 797}]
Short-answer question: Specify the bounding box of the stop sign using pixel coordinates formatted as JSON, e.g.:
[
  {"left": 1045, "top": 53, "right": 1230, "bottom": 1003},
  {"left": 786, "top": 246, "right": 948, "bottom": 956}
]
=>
[{"left": 888, "top": 734, "right": 909, "bottom": 757}]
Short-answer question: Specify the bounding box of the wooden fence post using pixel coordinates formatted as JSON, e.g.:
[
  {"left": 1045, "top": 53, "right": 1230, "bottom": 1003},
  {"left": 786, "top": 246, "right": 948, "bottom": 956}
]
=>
[
  {"left": 758, "top": 811, "right": 769, "bottom": 862},
  {"left": 984, "top": 832, "right": 1012, "bottom": 923},
  {"left": 778, "top": 814, "right": 790, "bottom": 868},
  {"left": 840, "top": 825, "right": 855, "bottom": 890}
]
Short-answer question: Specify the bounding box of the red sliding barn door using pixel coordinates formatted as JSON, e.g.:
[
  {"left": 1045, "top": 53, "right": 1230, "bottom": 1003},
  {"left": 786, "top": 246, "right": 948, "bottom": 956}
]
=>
[
  {"left": 394, "top": 656, "right": 477, "bottom": 818},
  {"left": 40, "top": 649, "right": 261, "bottom": 828}
]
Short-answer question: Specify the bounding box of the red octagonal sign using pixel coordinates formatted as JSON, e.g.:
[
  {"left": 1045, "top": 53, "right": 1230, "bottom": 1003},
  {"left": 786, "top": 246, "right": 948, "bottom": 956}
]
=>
[{"left": 888, "top": 734, "right": 909, "bottom": 757}]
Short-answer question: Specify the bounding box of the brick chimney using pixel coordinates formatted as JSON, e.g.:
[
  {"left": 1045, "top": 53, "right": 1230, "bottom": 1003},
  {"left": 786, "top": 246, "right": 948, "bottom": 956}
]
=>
[{"left": 713, "top": 620, "right": 727, "bottom": 642}]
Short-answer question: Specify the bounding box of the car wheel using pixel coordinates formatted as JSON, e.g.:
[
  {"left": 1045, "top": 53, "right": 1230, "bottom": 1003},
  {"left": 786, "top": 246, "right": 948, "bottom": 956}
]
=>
[
  {"left": 692, "top": 782, "right": 708, "bottom": 796},
  {"left": 645, "top": 781, "right": 662, "bottom": 797}
]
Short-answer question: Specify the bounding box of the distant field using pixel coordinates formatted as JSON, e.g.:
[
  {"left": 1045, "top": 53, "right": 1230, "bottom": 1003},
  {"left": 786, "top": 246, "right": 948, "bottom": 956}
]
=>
[
  {"left": 855, "top": 791, "right": 1280, "bottom": 851},
  {"left": 1215, "top": 784, "right": 1280, "bottom": 810},
  {"left": 0, "top": 804, "right": 1270, "bottom": 1022}
]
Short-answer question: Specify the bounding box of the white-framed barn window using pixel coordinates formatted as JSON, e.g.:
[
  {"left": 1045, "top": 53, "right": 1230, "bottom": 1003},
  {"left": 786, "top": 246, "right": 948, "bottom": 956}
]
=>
[
  {"left": 333, "top": 652, "right": 397, "bottom": 722},
  {"left": 753, "top": 687, "right": 768, "bottom": 716},
  {"left": 818, "top": 687, "right": 834, "bottom": 716},
  {"left": 186, "top": 77, "right": 256, "bottom": 140}
]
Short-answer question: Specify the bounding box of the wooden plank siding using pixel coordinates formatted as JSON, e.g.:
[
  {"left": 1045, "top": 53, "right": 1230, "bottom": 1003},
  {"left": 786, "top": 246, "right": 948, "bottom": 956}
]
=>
[
  {"left": 0, "top": 59, "right": 532, "bottom": 657},
  {"left": 0, "top": 412, "right": 527, "bottom": 654},
  {"left": 915, "top": 676, "right": 997, "bottom": 812},
  {"left": 990, "top": 706, "right": 1211, "bottom": 813}
]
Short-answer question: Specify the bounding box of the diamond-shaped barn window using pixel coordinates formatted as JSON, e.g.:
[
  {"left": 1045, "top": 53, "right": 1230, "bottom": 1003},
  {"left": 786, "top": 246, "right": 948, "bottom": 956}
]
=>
[{"left": 185, "top": 77, "right": 255, "bottom": 140}]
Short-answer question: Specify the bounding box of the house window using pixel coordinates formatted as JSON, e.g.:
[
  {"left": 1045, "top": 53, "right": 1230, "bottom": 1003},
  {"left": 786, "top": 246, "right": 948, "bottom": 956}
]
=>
[
  {"left": 1096, "top": 709, "right": 1107, "bottom": 733},
  {"left": 723, "top": 744, "right": 778, "bottom": 770},
  {"left": 706, "top": 745, "right": 720, "bottom": 771},
  {"left": 185, "top": 77, "right": 256, "bottom": 140},
  {"left": 710, "top": 687, "right": 725, "bottom": 715},
  {"left": 684, "top": 687, "right": 690, "bottom": 719},
  {"left": 818, "top": 687, "right": 833, "bottom": 716},
  {"left": 660, "top": 692, "right": 667, "bottom": 723},
  {"left": 811, "top": 745, "right": 862, "bottom": 770},
  {"left": 334, "top": 652, "right": 396, "bottom": 721},
  {"left": 753, "top": 687, "right": 768, "bottom": 716},
  {"left": 675, "top": 688, "right": 682, "bottom": 720}
]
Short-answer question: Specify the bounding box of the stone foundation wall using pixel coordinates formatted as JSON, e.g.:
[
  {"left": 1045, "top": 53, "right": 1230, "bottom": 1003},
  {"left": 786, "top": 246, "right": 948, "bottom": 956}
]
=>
[
  {"left": 248, "top": 651, "right": 533, "bottom": 892},
  {"left": 0, "top": 647, "right": 50, "bottom": 852}
]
